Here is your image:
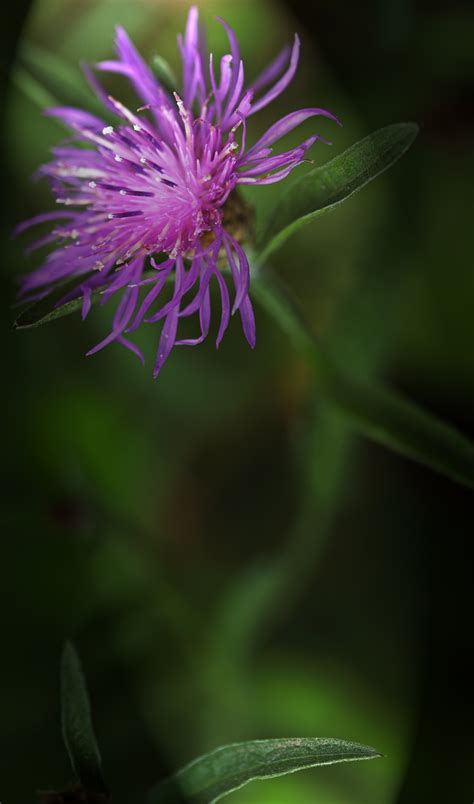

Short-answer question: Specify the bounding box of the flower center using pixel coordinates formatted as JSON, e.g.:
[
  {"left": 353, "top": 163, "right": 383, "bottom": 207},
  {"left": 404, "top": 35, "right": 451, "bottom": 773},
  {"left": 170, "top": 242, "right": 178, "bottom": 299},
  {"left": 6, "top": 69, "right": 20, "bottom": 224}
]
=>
[{"left": 199, "top": 190, "right": 254, "bottom": 253}]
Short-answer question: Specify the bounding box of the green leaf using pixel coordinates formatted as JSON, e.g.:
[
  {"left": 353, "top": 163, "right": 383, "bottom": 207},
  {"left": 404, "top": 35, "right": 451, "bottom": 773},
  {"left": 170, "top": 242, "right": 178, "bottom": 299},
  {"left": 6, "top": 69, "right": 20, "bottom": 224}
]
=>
[
  {"left": 252, "top": 274, "right": 474, "bottom": 490},
  {"left": 12, "top": 66, "right": 59, "bottom": 110},
  {"left": 60, "top": 642, "right": 107, "bottom": 794},
  {"left": 13, "top": 258, "right": 193, "bottom": 330},
  {"left": 14, "top": 275, "right": 96, "bottom": 330},
  {"left": 148, "top": 737, "right": 381, "bottom": 804},
  {"left": 18, "top": 43, "right": 104, "bottom": 114},
  {"left": 256, "top": 122, "right": 419, "bottom": 263},
  {"left": 316, "top": 361, "right": 474, "bottom": 490},
  {"left": 14, "top": 268, "right": 159, "bottom": 330},
  {"left": 151, "top": 55, "right": 178, "bottom": 93}
]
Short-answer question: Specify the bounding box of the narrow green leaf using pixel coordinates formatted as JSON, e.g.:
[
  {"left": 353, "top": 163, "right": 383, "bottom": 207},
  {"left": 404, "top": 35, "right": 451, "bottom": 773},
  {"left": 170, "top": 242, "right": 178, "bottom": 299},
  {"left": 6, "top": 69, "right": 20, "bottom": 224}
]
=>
[
  {"left": 256, "top": 122, "right": 419, "bottom": 263},
  {"left": 14, "top": 275, "right": 96, "bottom": 330},
  {"left": 14, "top": 258, "right": 190, "bottom": 330},
  {"left": 19, "top": 43, "right": 104, "bottom": 114},
  {"left": 14, "top": 268, "right": 158, "bottom": 330},
  {"left": 12, "top": 66, "right": 59, "bottom": 110},
  {"left": 151, "top": 55, "right": 178, "bottom": 93},
  {"left": 252, "top": 274, "right": 474, "bottom": 490},
  {"left": 60, "top": 642, "right": 107, "bottom": 795},
  {"left": 319, "top": 359, "right": 474, "bottom": 488},
  {"left": 148, "top": 737, "right": 381, "bottom": 804}
]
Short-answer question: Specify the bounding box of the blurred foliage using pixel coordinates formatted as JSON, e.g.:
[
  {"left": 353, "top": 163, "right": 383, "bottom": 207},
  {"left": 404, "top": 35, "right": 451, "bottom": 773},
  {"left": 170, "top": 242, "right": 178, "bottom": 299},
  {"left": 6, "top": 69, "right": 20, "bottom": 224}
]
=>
[{"left": 1, "top": 1, "right": 474, "bottom": 803}]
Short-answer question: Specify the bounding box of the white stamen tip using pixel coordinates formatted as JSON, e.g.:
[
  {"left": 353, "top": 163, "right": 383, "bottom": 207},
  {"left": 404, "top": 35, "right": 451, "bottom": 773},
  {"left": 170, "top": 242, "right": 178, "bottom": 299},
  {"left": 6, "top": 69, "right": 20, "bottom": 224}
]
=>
[{"left": 102, "top": 126, "right": 114, "bottom": 135}]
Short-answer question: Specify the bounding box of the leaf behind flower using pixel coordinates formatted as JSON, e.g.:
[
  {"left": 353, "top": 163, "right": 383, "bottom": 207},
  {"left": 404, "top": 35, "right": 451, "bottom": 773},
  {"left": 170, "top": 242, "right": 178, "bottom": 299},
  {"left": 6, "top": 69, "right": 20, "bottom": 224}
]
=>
[
  {"left": 13, "top": 268, "right": 158, "bottom": 329},
  {"left": 256, "top": 122, "right": 419, "bottom": 262},
  {"left": 18, "top": 43, "right": 105, "bottom": 114}
]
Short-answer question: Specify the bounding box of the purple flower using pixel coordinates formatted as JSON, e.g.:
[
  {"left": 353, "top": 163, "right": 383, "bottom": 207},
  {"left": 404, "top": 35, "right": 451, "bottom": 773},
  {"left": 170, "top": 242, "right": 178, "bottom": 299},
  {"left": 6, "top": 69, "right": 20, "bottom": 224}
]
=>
[{"left": 17, "top": 6, "right": 339, "bottom": 377}]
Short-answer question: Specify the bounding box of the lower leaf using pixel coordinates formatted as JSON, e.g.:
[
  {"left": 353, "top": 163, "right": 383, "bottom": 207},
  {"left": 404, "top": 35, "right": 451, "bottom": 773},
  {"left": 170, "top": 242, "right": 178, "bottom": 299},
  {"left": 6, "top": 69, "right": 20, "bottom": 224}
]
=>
[{"left": 147, "top": 737, "right": 381, "bottom": 804}]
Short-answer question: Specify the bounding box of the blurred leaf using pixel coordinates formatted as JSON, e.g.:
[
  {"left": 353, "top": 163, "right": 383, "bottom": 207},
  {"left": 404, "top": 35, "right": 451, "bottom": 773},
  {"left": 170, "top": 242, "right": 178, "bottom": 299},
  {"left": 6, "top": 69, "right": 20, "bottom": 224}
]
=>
[
  {"left": 256, "top": 123, "right": 419, "bottom": 263},
  {"left": 19, "top": 42, "right": 103, "bottom": 114},
  {"left": 317, "top": 361, "right": 474, "bottom": 490},
  {"left": 148, "top": 738, "right": 381, "bottom": 804},
  {"left": 11, "top": 66, "right": 58, "bottom": 110},
  {"left": 61, "top": 642, "right": 107, "bottom": 795},
  {"left": 151, "top": 55, "right": 178, "bottom": 93},
  {"left": 253, "top": 274, "right": 474, "bottom": 490}
]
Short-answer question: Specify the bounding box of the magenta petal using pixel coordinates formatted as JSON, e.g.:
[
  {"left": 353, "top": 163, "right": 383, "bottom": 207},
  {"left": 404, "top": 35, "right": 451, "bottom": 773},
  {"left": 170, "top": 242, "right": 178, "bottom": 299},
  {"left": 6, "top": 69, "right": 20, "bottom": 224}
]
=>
[
  {"left": 81, "top": 285, "right": 93, "bottom": 319},
  {"left": 240, "top": 295, "right": 256, "bottom": 348},
  {"left": 86, "top": 282, "right": 139, "bottom": 356},
  {"left": 117, "top": 335, "right": 145, "bottom": 364},
  {"left": 243, "top": 108, "right": 341, "bottom": 162},
  {"left": 250, "top": 44, "right": 291, "bottom": 95},
  {"left": 223, "top": 235, "right": 250, "bottom": 314},
  {"left": 199, "top": 286, "right": 212, "bottom": 339},
  {"left": 216, "top": 16, "right": 240, "bottom": 77},
  {"left": 223, "top": 59, "right": 245, "bottom": 125},
  {"left": 213, "top": 270, "right": 231, "bottom": 347},
  {"left": 238, "top": 163, "right": 305, "bottom": 184},
  {"left": 179, "top": 265, "right": 212, "bottom": 318},
  {"left": 101, "top": 259, "right": 142, "bottom": 303},
  {"left": 14, "top": 211, "right": 73, "bottom": 237},
  {"left": 45, "top": 106, "right": 105, "bottom": 131},
  {"left": 249, "top": 34, "right": 300, "bottom": 116},
  {"left": 239, "top": 137, "right": 315, "bottom": 177},
  {"left": 180, "top": 5, "right": 206, "bottom": 108},
  {"left": 153, "top": 305, "right": 180, "bottom": 377},
  {"left": 82, "top": 62, "right": 119, "bottom": 116},
  {"left": 127, "top": 265, "right": 173, "bottom": 332},
  {"left": 114, "top": 26, "right": 169, "bottom": 109}
]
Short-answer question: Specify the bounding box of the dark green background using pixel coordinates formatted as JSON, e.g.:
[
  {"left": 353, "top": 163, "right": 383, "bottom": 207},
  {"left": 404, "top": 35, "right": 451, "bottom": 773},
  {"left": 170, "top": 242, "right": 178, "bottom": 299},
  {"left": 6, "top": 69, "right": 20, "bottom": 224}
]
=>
[{"left": 1, "top": 1, "right": 473, "bottom": 802}]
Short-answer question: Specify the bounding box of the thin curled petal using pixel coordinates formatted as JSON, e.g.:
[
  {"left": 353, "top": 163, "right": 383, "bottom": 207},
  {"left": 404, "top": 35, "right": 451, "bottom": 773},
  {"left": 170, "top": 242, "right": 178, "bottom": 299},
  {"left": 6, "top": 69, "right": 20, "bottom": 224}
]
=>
[
  {"left": 216, "top": 15, "right": 241, "bottom": 97},
  {"left": 223, "top": 234, "right": 250, "bottom": 314},
  {"left": 239, "top": 295, "right": 256, "bottom": 348},
  {"left": 127, "top": 262, "right": 174, "bottom": 332},
  {"left": 239, "top": 137, "right": 316, "bottom": 178},
  {"left": 45, "top": 106, "right": 106, "bottom": 131},
  {"left": 213, "top": 269, "right": 231, "bottom": 347},
  {"left": 243, "top": 108, "right": 341, "bottom": 162},
  {"left": 117, "top": 335, "right": 145, "bottom": 364},
  {"left": 153, "top": 305, "right": 180, "bottom": 376},
  {"left": 14, "top": 210, "right": 73, "bottom": 236},
  {"left": 81, "top": 285, "right": 93, "bottom": 319},
  {"left": 249, "top": 34, "right": 300, "bottom": 116},
  {"left": 86, "top": 283, "right": 139, "bottom": 356},
  {"left": 175, "top": 285, "right": 211, "bottom": 347},
  {"left": 81, "top": 62, "right": 118, "bottom": 116},
  {"left": 114, "top": 26, "right": 171, "bottom": 109},
  {"left": 180, "top": 5, "right": 207, "bottom": 108},
  {"left": 250, "top": 44, "right": 291, "bottom": 95},
  {"left": 239, "top": 167, "right": 297, "bottom": 185}
]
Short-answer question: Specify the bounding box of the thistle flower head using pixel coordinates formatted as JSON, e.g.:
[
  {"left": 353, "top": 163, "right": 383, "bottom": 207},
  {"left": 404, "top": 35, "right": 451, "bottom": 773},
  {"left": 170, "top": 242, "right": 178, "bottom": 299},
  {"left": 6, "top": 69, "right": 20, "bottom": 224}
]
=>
[{"left": 17, "top": 6, "right": 339, "bottom": 376}]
